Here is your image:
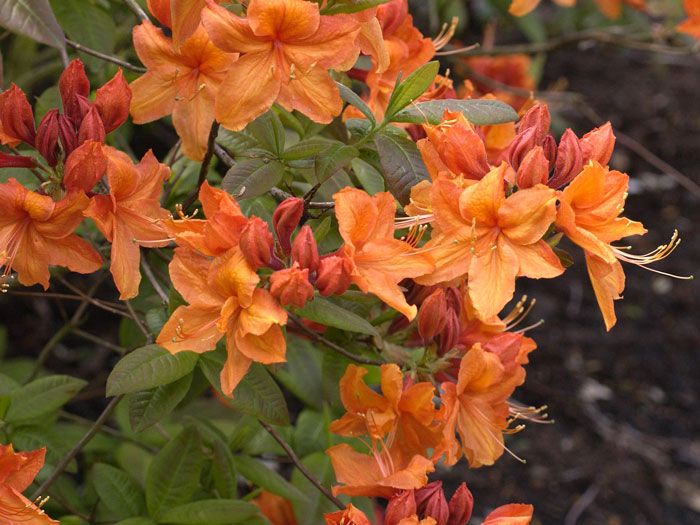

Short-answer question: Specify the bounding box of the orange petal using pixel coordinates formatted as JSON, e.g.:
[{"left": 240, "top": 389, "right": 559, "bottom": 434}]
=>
[
  {"left": 172, "top": 86, "right": 216, "bottom": 161},
  {"left": 468, "top": 234, "right": 519, "bottom": 319},
  {"left": 132, "top": 22, "right": 179, "bottom": 70},
  {"left": 109, "top": 218, "right": 142, "bottom": 299},
  {"left": 277, "top": 65, "right": 343, "bottom": 124},
  {"left": 201, "top": 0, "right": 272, "bottom": 54},
  {"left": 459, "top": 164, "right": 506, "bottom": 227},
  {"left": 248, "top": 0, "right": 320, "bottom": 41},
  {"left": 508, "top": 0, "right": 541, "bottom": 16},
  {"left": 585, "top": 252, "right": 625, "bottom": 331},
  {"left": 498, "top": 185, "right": 557, "bottom": 245},
  {"left": 130, "top": 71, "right": 179, "bottom": 124},
  {"left": 234, "top": 324, "right": 287, "bottom": 364},
  {"left": 511, "top": 240, "right": 564, "bottom": 279},
  {"left": 171, "top": 0, "right": 206, "bottom": 48},
  {"left": 170, "top": 247, "right": 224, "bottom": 308},
  {"left": 236, "top": 288, "right": 287, "bottom": 336},
  {"left": 0, "top": 486, "right": 58, "bottom": 524},
  {"left": 157, "top": 304, "right": 222, "bottom": 353},
  {"left": 482, "top": 503, "right": 534, "bottom": 525},
  {"left": 220, "top": 341, "right": 252, "bottom": 397},
  {"left": 63, "top": 141, "right": 107, "bottom": 193}
]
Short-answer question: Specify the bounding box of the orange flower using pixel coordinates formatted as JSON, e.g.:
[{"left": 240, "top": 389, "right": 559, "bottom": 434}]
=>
[
  {"left": 157, "top": 247, "right": 287, "bottom": 396},
  {"left": 201, "top": 0, "right": 361, "bottom": 131},
  {"left": 437, "top": 343, "right": 526, "bottom": 468},
  {"left": 333, "top": 188, "right": 435, "bottom": 320},
  {"left": 0, "top": 179, "right": 101, "bottom": 290},
  {"left": 418, "top": 164, "right": 563, "bottom": 319},
  {"left": 324, "top": 504, "right": 372, "bottom": 525},
  {"left": 84, "top": 147, "right": 170, "bottom": 299},
  {"left": 163, "top": 182, "right": 249, "bottom": 257},
  {"left": 678, "top": 0, "right": 700, "bottom": 38},
  {"left": 462, "top": 55, "right": 535, "bottom": 112},
  {"left": 330, "top": 364, "right": 443, "bottom": 465},
  {"left": 0, "top": 444, "right": 58, "bottom": 524},
  {"left": 327, "top": 443, "right": 434, "bottom": 499},
  {"left": 252, "top": 490, "right": 297, "bottom": 525},
  {"left": 130, "top": 13, "right": 236, "bottom": 160},
  {"left": 482, "top": 504, "right": 533, "bottom": 524},
  {"left": 555, "top": 161, "right": 653, "bottom": 330},
  {"left": 508, "top": 0, "right": 643, "bottom": 18}
]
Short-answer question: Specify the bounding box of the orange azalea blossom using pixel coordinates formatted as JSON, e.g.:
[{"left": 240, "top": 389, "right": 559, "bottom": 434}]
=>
[
  {"left": 252, "top": 490, "right": 297, "bottom": 525},
  {"left": 0, "top": 444, "right": 57, "bottom": 524},
  {"left": 509, "top": 0, "right": 643, "bottom": 18},
  {"left": 678, "top": 0, "right": 700, "bottom": 38},
  {"left": 130, "top": 9, "right": 236, "bottom": 160},
  {"left": 556, "top": 161, "right": 688, "bottom": 330},
  {"left": 0, "top": 179, "right": 101, "bottom": 290},
  {"left": 324, "top": 504, "right": 372, "bottom": 525},
  {"left": 327, "top": 442, "right": 434, "bottom": 499},
  {"left": 163, "top": 181, "right": 248, "bottom": 257},
  {"left": 460, "top": 55, "right": 535, "bottom": 112},
  {"left": 157, "top": 246, "right": 287, "bottom": 396},
  {"left": 482, "top": 503, "right": 534, "bottom": 525},
  {"left": 417, "top": 164, "right": 563, "bottom": 320},
  {"left": 84, "top": 147, "right": 170, "bottom": 300},
  {"left": 147, "top": 0, "right": 227, "bottom": 49},
  {"left": 201, "top": 0, "right": 361, "bottom": 131},
  {"left": 330, "top": 364, "right": 443, "bottom": 465},
  {"left": 334, "top": 187, "right": 435, "bottom": 320},
  {"left": 436, "top": 343, "right": 527, "bottom": 468}
]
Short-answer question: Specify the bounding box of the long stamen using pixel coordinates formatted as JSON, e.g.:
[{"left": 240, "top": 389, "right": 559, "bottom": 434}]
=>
[
  {"left": 611, "top": 230, "right": 693, "bottom": 280},
  {"left": 432, "top": 17, "right": 458, "bottom": 50},
  {"left": 394, "top": 213, "right": 435, "bottom": 230}
]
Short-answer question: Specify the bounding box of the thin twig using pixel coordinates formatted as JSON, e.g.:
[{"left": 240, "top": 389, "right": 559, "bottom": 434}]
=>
[
  {"left": 259, "top": 420, "right": 344, "bottom": 510},
  {"left": 124, "top": 300, "right": 153, "bottom": 343},
  {"left": 59, "top": 410, "right": 157, "bottom": 452},
  {"left": 183, "top": 122, "right": 220, "bottom": 209},
  {"left": 31, "top": 396, "right": 123, "bottom": 500},
  {"left": 141, "top": 255, "right": 169, "bottom": 304},
  {"left": 269, "top": 187, "right": 335, "bottom": 210},
  {"left": 66, "top": 39, "right": 146, "bottom": 73},
  {"left": 7, "top": 290, "right": 130, "bottom": 317},
  {"left": 72, "top": 329, "right": 126, "bottom": 355},
  {"left": 289, "top": 315, "right": 384, "bottom": 366},
  {"left": 123, "top": 0, "right": 150, "bottom": 21},
  {"left": 57, "top": 276, "right": 132, "bottom": 317}
]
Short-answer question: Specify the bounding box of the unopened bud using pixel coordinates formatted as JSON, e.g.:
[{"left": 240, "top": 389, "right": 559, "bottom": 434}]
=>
[
  {"left": 385, "top": 490, "right": 417, "bottom": 525},
  {"left": 63, "top": 141, "right": 107, "bottom": 193},
  {"left": 272, "top": 197, "right": 304, "bottom": 255},
  {"left": 549, "top": 129, "right": 583, "bottom": 189},
  {"left": 507, "top": 127, "right": 537, "bottom": 171},
  {"left": 78, "top": 106, "right": 106, "bottom": 144},
  {"left": 418, "top": 289, "right": 448, "bottom": 341},
  {"left": 315, "top": 255, "right": 353, "bottom": 297},
  {"left": 0, "top": 151, "right": 35, "bottom": 169},
  {"left": 59, "top": 59, "right": 91, "bottom": 125},
  {"left": 291, "top": 225, "right": 320, "bottom": 272},
  {"left": 58, "top": 115, "right": 79, "bottom": 159},
  {"left": 36, "top": 109, "right": 60, "bottom": 166},
  {"left": 324, "top": 504, "right": 371, "bottom": 525},
  {"left": 95, "top": 69, "right": 132, "bottom": 133},
  {"left": 0, "top": 84, "right": 36, "bottom": 146},
  {"left": 518, "top": 103, "right": 550, "bottom": 144},
  {"left": 542, "top": 134, "right": 557, "bottom": 163},
  {"left": 516, "top": 146, "right": 549, "bottom": 188},
  {"left": 270, "top": 265, "right": 314, "bottom": 308},
  {"left": 580, "top": 122, "right": 615, "bottom": 165},
  {"left": 444, "top": 286, "right": 463, "bottom": 316},
  {"left": 240, "top": 217, "right": 274, "bottom": 269},
  {"left": 416, "top": 481, "right": 449, "bottom": 525},
  {"left": 439, "top": 310, "right": 461, "bottom": 355},
  {"left": 446, "top": 484, "right": 474, "bottom": 525}
]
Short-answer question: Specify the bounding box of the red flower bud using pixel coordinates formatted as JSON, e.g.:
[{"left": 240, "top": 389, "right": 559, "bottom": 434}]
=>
[
  {"left": 95, "top": 69, "right": 132, "bottom": 133},
  {"left": 59, "top": 59, "right": 91, "bottom": 125},
  {"left": 291, "top": 225, "right": 320, "bottom": 272},
  {"left": 580, "top": 122, "right": 615, "bottom": 165},
  {"left": 542, "top": 134, "right": 557, "bottom": 164},
  {"left": 549, "top": 129, "right": 583, "bottom": 189},
  {"left": 240, "top": 217, "right": 274, "bottom": 270},
  {"left": 63, "top": 141, "right": 107, "bottom": 192},
  {"left": 36, "top": 109, "right": 61, "bottom": 166},
  {"left": 416, "top": 480, "right": 449, "bottom": 525},
  {"left": 272, "top": 197, "right": 304, "bottom": 255},
  {"left": 385, "top": 491, "right": 417, "bottom": 525},
  {"left": 516, "top": 146, "right": 549, "bottom": 188},
  {"left": 315, "top": 255, "right": 353, "bottom": 297},
  {"left": 444, "top": 286, "right": 463, "bottom": 316},
  {"left": 270, "top": 265, "right": 314, "bottom": 308},
  {"left": 518, "top": 103, "right": 550, "bottom": 145},
  {"left": 78, "top": 106, "right": 106, "bottom": 144},
  {"left": 439, "top": 309, "right": 461, "bottom": 354},
  {"left": 507, "top": 127, "right": 537, "bottom": 171},
  {"left": 418, "top": 288, "right": 448, "bottom": 340},
  {"left": 58, "top": 115, "right": 79, "bottom": 158},
  {"left": 446, "top": 484, "right": 474, "bottom": 525},
  {"left": 0, "top": 84, "right": 36, "bottom": 146},
  {"left": 0, "top": 151, "right": 35, "bottom": 169}
]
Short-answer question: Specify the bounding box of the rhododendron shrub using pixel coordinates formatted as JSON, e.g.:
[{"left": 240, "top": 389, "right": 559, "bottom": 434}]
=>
[{"left": 0, "top": 0, "right": 693, "bottom": 523}]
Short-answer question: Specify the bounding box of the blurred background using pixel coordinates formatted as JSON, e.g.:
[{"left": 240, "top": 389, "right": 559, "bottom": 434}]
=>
[{"left": 1, "top": 0, "right": 699, "bottom": 523}]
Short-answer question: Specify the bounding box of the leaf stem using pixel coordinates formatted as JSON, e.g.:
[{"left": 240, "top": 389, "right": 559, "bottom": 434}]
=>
[
  {"left": 183, "top": 122, "right": 220, "bottom": 209},
  {"left": 65, "top": 39, "right": 146, "bottom": 72}
]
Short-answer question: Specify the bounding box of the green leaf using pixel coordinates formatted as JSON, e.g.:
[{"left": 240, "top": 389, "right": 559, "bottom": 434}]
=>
[
  {"left": 247, "top": 111, "right": 286, "bottom": 155},
  {"left": 234, "top": 455, "right": 308, "bottom": 503},
  {"left": 296, "top": 296, "right": 379, "bottom": 336},
  {"left": 159, "top": 500, "right": 259, "bottom": 524},
  {"left": 336, "top": 82, "right": 376, "bottom": 125},
  {"left": 385, "top": 61, "right": 440, "bottom": 118},
  {"left": 273, "top": 337, "right": 322, "bottom": 410},
  {"left": 391, "top": 99, "right": 518, "bottom": 126},
  {"left": 351, "top": 157, "right": 385, "bottom": 194},
  {"left": 50, "top": 0, "right": 116, "bottom": 72},
  {"left": 282, "top": 138, "right": 334, "bottom": 161},
  {"left": 211, "top": 438, "right": 238, "bottom": 499},
  {"left": 146, "top": 427, "right": 205, "bottom": 519},
  {"left": 200, "top": 356, "right": 290, "bottom": 426},
  {"left": 314, "top": 143, "right": 359, "bottom": 182},
  {"left": 0, "top": 0, "right": 66, "bottom": 54},
  {"left": 114, "top": 519, "right": 157, "bottom": 525},
  {"left": 5, "top": 375, "right": 87, "bottom": 424},
  {"left": 222, "top": 158, "right": 285, "bottom": 200},
  {"left": 106, "top": 345, "right": 198, "bottom": 397},
  {"left": 322, "top": 0, "right": 391, "bottom": 15},
  {"left": 92, "top": 463, "right": 146, "bottom": 520},
  {"left": 291, "top": 453, "right": 336, "bottom": 525},
  {"left": 293, "top": 411, "right": 328, "bottom": 459},
  {"left": 373, "top": 130, "right": 429, "bottom": 205},
  {"left": 128, "top": 373, "right": 193, "bottom": 432}
]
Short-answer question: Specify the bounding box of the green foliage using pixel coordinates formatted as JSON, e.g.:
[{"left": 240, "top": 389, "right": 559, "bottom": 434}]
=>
[{"left": 374, "top": 130, "right": 430, "bottom": 205}]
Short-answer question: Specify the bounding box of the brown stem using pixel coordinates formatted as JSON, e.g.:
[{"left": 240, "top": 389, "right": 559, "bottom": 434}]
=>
[
  {"left": 183, "top": 122, "right": 220, "bottom": 209},
  {"left": 122, "top": 0, "right": 150, "bottom": 21},
  {"left": 259, "top": 420, "right": 344, "bottom": 510},
  {"left": 66, "top": 39, "right": 146, "bottom": 73},
  {"left": 124, "top": 300, "right": 153, "bottom": 343}
]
